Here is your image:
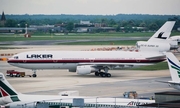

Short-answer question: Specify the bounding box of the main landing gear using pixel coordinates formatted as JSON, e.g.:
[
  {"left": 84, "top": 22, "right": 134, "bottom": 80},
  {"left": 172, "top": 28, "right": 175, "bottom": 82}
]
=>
[
  {"left": 94, "top": 68, "right": 111, "bottom": 77},
  {"left": 32, "top": 70, "right": 37, "bottom": 77},
  {"left": 95, "top": 72, "right": 111, "bottom": 77}
]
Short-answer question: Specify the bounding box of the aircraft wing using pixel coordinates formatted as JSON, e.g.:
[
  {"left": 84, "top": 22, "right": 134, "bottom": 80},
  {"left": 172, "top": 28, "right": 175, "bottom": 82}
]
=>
[
  {"left": 79, "top": 63, "right": 153, "bottom": 66},
  {"left": 156, "top": 80, "right": 180, "bottom": 85},
  {"left": 145, "top": 55, "right": 166, "bottom": 60},
  {"left": 78, "top": 62, "right": 154, "bottom": 69}
]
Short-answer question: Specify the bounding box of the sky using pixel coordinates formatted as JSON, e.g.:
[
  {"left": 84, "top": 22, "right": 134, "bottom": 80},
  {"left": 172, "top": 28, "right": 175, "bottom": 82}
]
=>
[{"left": 0, "top": 0, "right": 180, "bottom": 15}]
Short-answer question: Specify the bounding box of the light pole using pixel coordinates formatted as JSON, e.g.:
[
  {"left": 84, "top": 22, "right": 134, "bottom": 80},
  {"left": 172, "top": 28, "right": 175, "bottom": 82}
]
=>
[
  {"left": 24, "top": 24, "right": 30, "bottom": 38},
  {"left": 115, "top": 97, "right": 116, "bottom": 108},
  {"left": 96, "top": 97, "right": 98, "bottom": 108},
  {"left": 25, "top": 24, "right": 27, "bottom": 34}
]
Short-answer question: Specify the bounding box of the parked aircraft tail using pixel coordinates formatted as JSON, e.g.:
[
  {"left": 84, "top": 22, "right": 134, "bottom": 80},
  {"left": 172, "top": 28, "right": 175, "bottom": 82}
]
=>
[
  {"left": 166, "top": 52, "right": 180, "bottom": 82},
  {"left": 0, "top": 73, "right": 20, "bottom": 104},
  {"left": 148, "top": 21, "right": 175, "bottom": 42},
  {"left": 136, "top": 21, "right": 176, "bottom": 52}
]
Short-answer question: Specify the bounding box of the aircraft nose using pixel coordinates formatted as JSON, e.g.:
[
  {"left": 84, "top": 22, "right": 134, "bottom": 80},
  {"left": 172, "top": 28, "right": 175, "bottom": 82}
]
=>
[
  {"left": 7, "top": 58, "right": 9, "bottom": 61},
  {"left": 7, "top": 58, "right": 13, "bottom": 63}
]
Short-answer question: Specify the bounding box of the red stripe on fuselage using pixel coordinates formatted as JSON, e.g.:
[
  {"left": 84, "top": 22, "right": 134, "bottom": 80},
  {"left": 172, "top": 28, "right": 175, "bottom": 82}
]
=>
[{"left": 8, "top": 59, "right": 165, "bottom": 63}]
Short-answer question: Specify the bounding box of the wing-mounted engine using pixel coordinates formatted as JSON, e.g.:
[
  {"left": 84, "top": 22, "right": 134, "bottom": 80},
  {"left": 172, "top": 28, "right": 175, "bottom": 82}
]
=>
[
  {"left": 136, "top": 41, "right": 171, "bottom": 52},
  {"left": 76, "top": 65, "right": 98, "bottom": 75}
]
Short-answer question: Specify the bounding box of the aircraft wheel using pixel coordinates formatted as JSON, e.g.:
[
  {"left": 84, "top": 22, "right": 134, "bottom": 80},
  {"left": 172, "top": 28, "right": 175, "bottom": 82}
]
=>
[
  {"left": 106, "top": 73, "right": 111, "bottom": 77},
  {"left": 95, "top": 72, "right": 99, "bottom": 76},
  {"left": 32, "top": 74, "right": 37, "bottom": 77},
  {"left": 10, "top": 74, "right": 13, "bottom": 77},
  {"left": 16, "top": 74, "right": 20, "bottom": 77},
  {"left": 100, "top": 72, "right": 106, "bottom": 77}
]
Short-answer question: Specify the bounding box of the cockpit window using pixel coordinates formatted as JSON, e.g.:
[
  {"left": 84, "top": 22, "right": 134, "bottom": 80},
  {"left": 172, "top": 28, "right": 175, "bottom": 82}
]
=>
[{"left": 14, "top": 56, "right": 18, "bottom": 59}]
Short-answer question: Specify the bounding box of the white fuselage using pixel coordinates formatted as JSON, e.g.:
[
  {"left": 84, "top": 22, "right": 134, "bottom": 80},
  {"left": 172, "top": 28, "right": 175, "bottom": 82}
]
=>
[
  {"left": 4, "top": 94, "right": 155, "bottom": 107},
  {"left": 8, "top": 51, "right": 165, "bottom": 71}
]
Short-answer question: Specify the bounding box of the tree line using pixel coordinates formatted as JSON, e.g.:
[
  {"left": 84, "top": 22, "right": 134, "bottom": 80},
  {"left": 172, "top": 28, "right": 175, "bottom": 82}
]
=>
[{"left": 1, "top": 14, "right": 180, "bottom": 32}]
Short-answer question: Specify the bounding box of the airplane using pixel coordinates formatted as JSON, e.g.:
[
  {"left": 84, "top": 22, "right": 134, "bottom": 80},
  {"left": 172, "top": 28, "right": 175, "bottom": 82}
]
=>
[
  {"left": 157, "top": 52, "right": 180, "bottom": 90},
  {"left": 0, "top": 73, "right": 155, "bottom": 107},
  {"left": 167, "top": 35, "right": 180, "bottom": 51},
  {"left": 7, "top": 21, "right": 175, "bottom": 78},
  {"left": 168, "top": 36, "right": 180, "bottom": 42},
  {"left": 136, "top": 21, "right": 178, "bottom": 51}
]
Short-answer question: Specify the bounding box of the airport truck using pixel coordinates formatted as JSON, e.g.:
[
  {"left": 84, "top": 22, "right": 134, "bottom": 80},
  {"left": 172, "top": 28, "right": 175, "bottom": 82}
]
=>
[
  {"left": 6, "top": 70, "right": 26, "bottom": 77},
  {"left": 123, "top": 91, "right": 138, "bottom": 99}
]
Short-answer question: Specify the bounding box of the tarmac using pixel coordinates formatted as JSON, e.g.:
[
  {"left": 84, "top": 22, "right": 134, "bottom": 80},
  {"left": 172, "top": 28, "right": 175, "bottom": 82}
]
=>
[
  {"left": 0, "top": 37, "right": 149, "bottom": 45},
  {"left": 0, "top": 45, "right": 178, "bottom": 99}
]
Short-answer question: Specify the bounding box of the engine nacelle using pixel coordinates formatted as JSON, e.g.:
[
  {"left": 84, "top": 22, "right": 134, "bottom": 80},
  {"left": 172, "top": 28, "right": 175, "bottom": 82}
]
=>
[
  {"left": 76, "top": 65, "right": 98, "bottom": 75},
  {"left": 168, "top": 36, "right": 180, "bottom": 42},
  {"left": 136, "top": 41, "right": 171, "bottom": 52},
  {"left": 5, "top": 101, "right": 37, "bottom": 108}
]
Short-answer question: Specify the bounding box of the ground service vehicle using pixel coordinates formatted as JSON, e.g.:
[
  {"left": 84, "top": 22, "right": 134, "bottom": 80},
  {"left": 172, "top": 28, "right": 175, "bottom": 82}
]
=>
[
  {"left": 123, "top": 91, "right": 138, "bottom": 99},
  {"left": 6, "top": 70, "right": 25, "bottom": 77}
]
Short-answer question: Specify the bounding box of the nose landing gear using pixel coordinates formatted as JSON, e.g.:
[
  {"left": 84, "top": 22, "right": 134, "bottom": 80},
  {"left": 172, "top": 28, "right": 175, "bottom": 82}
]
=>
[{"left": 32, "top": 70, "right": 37, "bottom": 77}]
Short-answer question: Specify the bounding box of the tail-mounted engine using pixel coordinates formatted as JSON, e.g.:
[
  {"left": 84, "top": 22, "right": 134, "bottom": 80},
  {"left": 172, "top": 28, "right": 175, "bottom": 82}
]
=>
[{"left": 136, "top": 41, "right": 171, "bottom": 52}]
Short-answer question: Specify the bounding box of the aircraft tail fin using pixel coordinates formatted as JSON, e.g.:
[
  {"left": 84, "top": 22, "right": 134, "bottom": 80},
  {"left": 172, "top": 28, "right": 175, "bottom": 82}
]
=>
[
  {"left": 166, "top": 52, "right": 180, "bottom": 82},
  {"left": 148, "top": 21, "right": 175, "bottom": 42},
  {"left": 0, "top": 73, "right": 20, "bottom": 102}
]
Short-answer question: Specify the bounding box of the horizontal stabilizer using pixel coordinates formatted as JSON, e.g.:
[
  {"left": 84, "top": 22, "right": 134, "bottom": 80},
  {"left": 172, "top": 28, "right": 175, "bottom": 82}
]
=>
[
  {"left": 156, "top": 80, "right": 170, "bottom": 84},
  {"left": 157, "top": 80, "right": 180, "bottom": 85},
  {"left": 146, "top": 55, "right": 166, "bottom": 60}
]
